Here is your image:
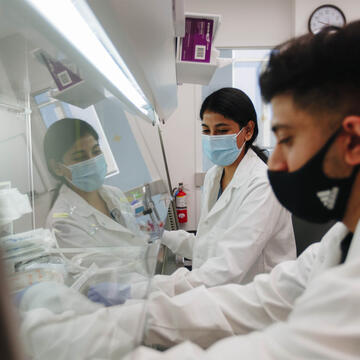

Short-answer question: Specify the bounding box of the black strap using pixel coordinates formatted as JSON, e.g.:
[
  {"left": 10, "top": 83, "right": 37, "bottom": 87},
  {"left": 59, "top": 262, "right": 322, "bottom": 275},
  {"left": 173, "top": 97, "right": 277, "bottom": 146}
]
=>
[{"left": 339, "top": 232, "right": 353, "bottom": 264}]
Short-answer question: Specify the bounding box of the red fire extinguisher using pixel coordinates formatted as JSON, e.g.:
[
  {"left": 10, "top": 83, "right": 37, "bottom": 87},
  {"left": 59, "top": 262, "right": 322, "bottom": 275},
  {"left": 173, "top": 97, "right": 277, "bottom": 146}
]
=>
[{"left": 174, "top": 182, "right": 188, "bottom": 223}]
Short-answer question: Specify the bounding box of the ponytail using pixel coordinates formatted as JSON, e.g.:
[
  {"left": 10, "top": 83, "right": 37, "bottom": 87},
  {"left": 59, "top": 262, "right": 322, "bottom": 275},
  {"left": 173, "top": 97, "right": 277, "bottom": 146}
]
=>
[{"left": 250, "top": 145, "right": 268, "bottom": 163}]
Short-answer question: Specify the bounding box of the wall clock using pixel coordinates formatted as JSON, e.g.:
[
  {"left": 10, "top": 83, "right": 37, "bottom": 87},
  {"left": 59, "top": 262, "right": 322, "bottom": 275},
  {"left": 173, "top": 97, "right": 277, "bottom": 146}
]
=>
[{"left": 308, "top": 4, "right": 346, "bottom": 34}]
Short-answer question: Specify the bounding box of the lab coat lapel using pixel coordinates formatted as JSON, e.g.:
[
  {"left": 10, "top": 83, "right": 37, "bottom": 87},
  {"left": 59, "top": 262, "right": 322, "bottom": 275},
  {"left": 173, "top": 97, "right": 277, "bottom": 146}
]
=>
[
  {"left": 202, "top": 166, "right": 223, "bottom": 216},
  {"left": 205, "top": 182, "right": 233, "bottom": 220},
  {"left": 309, "top": 222, "right": 352, "bottom": 280},
  {"left": 205, "top": 150, "right": 254, "bottom": 220},
  {"left": 64, "top": 185, "right": 134, "bottom": 235},
  {"left": 60, "top": 185, "right": 93, "bottom": 217},
  {"left": 92, "top": 210, "right": 135, "bottom": 234},
  {"left": 344, "top": 219, "right": 360, "bottom": 263}
]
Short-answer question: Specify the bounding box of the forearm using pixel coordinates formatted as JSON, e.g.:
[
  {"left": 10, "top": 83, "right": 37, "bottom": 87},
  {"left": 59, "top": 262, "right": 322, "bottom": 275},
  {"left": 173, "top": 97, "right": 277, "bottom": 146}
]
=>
[
  {"left": 161, "top": 230, "right": 195, "bottom": 259},
  {"left": 144, "top": 280, "right": 280, "bottom": 348},
  {"left": 144, "top": 248, "right": 317, "bottom": 348},
  {"left": 137, "top": 256, "right": 360, "bottom": 360}
]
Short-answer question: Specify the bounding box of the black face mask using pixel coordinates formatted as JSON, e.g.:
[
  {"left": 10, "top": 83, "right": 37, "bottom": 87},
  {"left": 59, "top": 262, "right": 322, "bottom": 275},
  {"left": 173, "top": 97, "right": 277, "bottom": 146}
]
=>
[{"left": 268, "top": 128, "right": 359, "bottom": 224}]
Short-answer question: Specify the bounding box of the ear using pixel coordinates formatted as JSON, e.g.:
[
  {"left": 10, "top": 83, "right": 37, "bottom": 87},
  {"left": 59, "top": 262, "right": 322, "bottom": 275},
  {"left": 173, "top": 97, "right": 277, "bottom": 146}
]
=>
[
  {"left": 342, "top": 116, "right": 360, "bottom": 166},
  {"left": 49, "top": 159, "right": 65, "bottom": 177},
  {"left": 245, "top": 120, "right": 255, "bottom": 141}
]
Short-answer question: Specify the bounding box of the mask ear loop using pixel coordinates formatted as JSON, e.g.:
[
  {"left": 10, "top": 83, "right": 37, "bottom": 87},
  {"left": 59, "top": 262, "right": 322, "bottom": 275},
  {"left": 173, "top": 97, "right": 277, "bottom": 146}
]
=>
[
  {"left": 58, "top": 163, "right": 75, "bottom": 188},
  {"left": 235, "top": 127, "right": 244, "bottom": 138},
  {"left": 235, "top": 127, "right": 247, "bottom": 151}
]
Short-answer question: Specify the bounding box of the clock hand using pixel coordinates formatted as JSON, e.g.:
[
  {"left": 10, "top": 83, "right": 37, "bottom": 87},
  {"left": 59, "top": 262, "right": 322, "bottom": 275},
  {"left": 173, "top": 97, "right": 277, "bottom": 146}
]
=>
[{"left": 318, "top": 20, "right": 330, "bottom": 26}]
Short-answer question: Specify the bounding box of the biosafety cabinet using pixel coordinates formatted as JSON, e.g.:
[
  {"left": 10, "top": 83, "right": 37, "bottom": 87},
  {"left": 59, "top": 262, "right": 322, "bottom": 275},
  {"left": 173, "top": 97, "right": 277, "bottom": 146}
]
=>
[{"left": 0, "top": 1, "right": 190, "bottom": 358}]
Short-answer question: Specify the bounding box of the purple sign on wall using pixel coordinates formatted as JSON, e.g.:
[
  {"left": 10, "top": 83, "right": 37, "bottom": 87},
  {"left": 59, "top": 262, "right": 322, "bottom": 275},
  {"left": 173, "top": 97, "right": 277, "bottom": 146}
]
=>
[
  {"left": 40, "top": 53, "right": 82, "bottom": 91},
  {"left": 181, "top": 17, "right": 214, "bottom": 63}
]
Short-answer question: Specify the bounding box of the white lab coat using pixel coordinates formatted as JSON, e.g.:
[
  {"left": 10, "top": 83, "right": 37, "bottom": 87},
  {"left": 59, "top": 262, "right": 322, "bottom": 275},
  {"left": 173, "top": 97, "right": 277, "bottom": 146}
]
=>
[
  {"left": 46, "top": 184, "right": 148, "bottom": 248},
  {"left": 19, "top": 221, "right": 360, "bottom": 359},
  {"left": 126, "top": 220, "right": 360, "bottom": 359},
  {"left": 153, "top": 149, "right": 296, "bottom": 295},
  {"left": 19, "top": 282, "right": 145, "bottom": 360},
  {"left": 45, "top": 185, "right": 155, "bottom": 297}
]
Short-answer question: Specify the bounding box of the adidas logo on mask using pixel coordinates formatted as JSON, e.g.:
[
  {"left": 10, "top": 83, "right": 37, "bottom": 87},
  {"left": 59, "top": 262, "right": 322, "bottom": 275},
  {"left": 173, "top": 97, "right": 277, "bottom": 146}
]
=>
[{"left": 316, "top": 187, "right": 339, "bottom": 210}]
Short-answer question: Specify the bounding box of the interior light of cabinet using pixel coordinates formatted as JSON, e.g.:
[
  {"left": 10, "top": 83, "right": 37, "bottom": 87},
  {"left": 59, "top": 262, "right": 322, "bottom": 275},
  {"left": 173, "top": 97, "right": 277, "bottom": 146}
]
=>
[{"left": 26, "top": 0, "right": 150, "bottom": 115}]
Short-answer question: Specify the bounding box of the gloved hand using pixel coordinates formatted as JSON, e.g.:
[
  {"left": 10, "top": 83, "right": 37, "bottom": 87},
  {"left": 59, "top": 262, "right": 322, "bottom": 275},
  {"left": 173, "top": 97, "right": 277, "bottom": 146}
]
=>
[{"left": 87, "top": 282, "right": 131, "bottom": 307}]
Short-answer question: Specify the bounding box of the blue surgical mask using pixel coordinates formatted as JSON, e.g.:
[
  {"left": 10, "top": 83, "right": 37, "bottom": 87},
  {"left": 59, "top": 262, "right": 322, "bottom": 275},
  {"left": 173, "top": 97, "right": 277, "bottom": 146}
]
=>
[
  {"left": 63, "top": 154, "right": 107, "bottom": 192},
  {"left": 202, "top": 128, "right": 245, "bottom": 166}
]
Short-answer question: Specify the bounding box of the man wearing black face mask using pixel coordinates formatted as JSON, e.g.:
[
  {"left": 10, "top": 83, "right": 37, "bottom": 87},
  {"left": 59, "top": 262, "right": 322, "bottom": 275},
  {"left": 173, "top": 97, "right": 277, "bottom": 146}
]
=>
[{"left": 19, "top": 22, "right": 360, "bottom": 360}]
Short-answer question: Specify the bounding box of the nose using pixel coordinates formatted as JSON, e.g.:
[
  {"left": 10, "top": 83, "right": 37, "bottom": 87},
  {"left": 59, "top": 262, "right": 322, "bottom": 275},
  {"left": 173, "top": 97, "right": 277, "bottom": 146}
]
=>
[{"left": 268, "top": 145, "right": 288, "bottom": 172}]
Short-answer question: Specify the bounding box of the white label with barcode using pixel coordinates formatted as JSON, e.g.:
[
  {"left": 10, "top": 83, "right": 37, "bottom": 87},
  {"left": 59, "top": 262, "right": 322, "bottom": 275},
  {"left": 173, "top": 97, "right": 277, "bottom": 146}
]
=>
[
  {"left": 57, "top": 70, "right": 72, "bottom": 86},
  {"left": 195, "top": 45, "right": 206, "bottom": 60}
]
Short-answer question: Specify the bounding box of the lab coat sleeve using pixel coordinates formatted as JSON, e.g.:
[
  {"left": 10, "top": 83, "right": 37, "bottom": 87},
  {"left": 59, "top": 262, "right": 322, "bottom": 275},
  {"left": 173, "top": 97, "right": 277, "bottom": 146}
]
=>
[
  {"left": 19, "top": 282, "right": 147, "bottom": 360},
  {"left": 153, "top": 179, "right": 294, "bottom": 296},
  {"left": 142, "top": 243, "right": 318, "bottom": 349},
  {"left": 127, "top": 255, "right": 360, "bottom": 360},
  {"left": 161, "top": 230, "right": 196, "bottom": 259}
]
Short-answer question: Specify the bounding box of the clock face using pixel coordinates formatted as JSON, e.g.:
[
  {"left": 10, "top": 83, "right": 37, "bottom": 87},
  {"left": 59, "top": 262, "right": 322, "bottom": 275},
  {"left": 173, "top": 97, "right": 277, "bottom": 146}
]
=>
[{"left": 308, "top": 5, "right": 346, "bottom": 34}]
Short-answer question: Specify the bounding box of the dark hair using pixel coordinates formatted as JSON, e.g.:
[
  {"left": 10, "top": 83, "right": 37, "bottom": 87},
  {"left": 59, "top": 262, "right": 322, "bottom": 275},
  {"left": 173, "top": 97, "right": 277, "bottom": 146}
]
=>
[
  {"left": 44, "top": 118, "right": 99, "bottom": 179},
  {"left": 200, "top": 87, "right": 268, "bottom": 163},
  {"left": 44, "top": 118, "right": 99, "bottom": 205},
  {"left": 260, "top": 21, "right": 360, "bottom": 126}
]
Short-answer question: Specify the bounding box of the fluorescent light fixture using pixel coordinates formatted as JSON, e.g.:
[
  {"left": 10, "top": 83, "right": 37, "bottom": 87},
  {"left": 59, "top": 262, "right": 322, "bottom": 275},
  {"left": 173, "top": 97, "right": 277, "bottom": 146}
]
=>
[{"left": 26, "top": 0, "right": 152, "bottom": 116}]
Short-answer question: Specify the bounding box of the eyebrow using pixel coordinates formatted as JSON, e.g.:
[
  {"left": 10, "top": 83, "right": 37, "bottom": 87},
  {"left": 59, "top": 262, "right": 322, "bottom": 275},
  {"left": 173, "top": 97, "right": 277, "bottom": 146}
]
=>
[
  {"left": 71, "top": 144, "right": 100, "bottom": 156},
  {"left": 201, "top": 123, "right": 232, "bottom": 128},
  {"left": 271, "top": 124, "right": 293, "bottom": 133}
]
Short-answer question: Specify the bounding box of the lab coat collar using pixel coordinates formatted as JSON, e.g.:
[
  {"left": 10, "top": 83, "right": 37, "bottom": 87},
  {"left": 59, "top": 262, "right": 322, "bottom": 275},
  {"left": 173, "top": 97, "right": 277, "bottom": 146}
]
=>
[
  {"left": 209, "top": 148, "right": 260, "bottom": 190},
  {"left": 59, "top": 185, "right": 93, "bottom": 217},
  {"left": 344, "top": 218, "right": 360, "bottom": 263},
  {"left": 230, "top": 148, "right": 261, "bottom": 188},
  {"left": 98, "top": 187, "right": 117, "bottom": 212},
  {"left": 60, "top": 185, "right": 135, "bottom": 234},
  {"left": 205, "top": 149, "right": 260, "bottom": 219},
  {"left": 59, "top": 185, "right": 115, "bottom": 217}
]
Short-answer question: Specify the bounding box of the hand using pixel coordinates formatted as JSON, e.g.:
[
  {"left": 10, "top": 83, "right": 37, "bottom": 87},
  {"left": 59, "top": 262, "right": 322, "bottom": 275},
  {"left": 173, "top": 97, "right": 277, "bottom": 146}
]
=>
[{"left": 87, "top": 282, "right": 131, "bottom": 307}]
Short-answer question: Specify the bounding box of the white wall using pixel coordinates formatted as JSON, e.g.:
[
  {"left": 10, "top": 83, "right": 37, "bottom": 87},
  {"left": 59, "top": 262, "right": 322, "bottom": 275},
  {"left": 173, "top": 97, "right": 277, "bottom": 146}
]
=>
[
  {"left": 161, "top": 84, "right": 203, "bottom": 230},
  {"left": 164, "top": 0, "right": 360, "bottom": 230},
  {"left": 184, "top": 0, "right": 294, "bottom": 47}
]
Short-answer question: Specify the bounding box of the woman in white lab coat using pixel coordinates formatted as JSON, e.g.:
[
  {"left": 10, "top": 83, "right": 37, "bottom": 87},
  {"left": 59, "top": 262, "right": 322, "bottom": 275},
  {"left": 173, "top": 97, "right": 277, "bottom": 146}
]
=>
[
  {"left": 43, "top": 118, "right": 147, "bottom": 249},
  {"left": 17, "top": 89, "right": 299, "bottom": 355},
  {"left": 153, "top": 87, "right": 296, "bottom": 296}
]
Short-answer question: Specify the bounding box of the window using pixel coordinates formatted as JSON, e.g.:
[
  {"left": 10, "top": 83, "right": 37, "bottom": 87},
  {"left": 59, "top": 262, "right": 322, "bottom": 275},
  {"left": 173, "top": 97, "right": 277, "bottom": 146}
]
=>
[{"left": 232, "top": 49, "right": 274, "bottom": 149}]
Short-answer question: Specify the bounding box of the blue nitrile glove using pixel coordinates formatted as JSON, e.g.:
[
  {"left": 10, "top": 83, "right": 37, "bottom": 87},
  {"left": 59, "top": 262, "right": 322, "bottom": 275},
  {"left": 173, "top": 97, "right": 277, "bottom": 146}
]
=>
[{"left": 87, "top": 282, "right": 131, "bottom": 307}]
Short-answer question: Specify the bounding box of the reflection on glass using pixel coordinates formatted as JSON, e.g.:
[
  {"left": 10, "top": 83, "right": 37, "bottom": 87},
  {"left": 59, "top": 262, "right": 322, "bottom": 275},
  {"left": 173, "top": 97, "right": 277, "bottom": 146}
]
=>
[
  {"left": 0, "top": 2, "right": 169, "bottom": 357},
  {"left": 1, "top": 113, "right": 161, "bottom": 356},
  {"left": 35, "top": 91, "right": 120, "bottom": 179},
  {"left": 43, "top": 117, "right": 149, "bottom": 248}
]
